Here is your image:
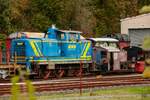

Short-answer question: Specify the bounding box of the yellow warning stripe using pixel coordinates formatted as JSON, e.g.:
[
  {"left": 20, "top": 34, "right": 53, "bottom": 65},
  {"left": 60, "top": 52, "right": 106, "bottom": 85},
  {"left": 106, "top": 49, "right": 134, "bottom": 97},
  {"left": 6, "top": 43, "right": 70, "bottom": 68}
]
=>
[
  {"left": 81, "top": 43, "right": 87, "bottom": 56},
  {"left": 34, "top": 42, "right": 43, "bottom": 56},
  {"left": 30, "top": 41, "right": 40, "bottom": 56},
  {"left": 81, "top": 42, "right": 91, "bottom": 58}
]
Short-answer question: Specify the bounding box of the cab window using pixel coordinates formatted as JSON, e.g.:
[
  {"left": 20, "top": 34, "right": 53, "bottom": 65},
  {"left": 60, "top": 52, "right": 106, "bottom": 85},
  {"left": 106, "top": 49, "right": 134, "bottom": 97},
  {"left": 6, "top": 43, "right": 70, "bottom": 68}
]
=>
[
  {"left": 57, "top": 32, "right": 66, "bottom": 40},
  {"left": 99, "top": 42, "right": 108, "bottom": 47},
  {"left": 69, "top": 33, "right": 78, "bottom": 41},
  {"left": 109, "top": 43, "right": 117, "bottom": 48}
]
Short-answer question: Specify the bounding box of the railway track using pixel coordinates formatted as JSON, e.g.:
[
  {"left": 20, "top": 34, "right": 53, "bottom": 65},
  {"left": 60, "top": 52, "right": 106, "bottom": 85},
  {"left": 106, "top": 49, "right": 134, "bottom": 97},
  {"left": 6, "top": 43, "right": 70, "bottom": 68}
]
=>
[{"left": 0, "top": 75, "right": 150, "bottom": 96}]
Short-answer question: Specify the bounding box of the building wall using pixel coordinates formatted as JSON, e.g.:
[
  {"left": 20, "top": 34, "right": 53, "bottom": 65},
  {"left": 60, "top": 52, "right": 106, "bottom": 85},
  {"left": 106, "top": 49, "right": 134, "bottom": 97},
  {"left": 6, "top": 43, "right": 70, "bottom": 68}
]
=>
[{"left": 121, "top": 13, "right": 150, "bottom": 34}]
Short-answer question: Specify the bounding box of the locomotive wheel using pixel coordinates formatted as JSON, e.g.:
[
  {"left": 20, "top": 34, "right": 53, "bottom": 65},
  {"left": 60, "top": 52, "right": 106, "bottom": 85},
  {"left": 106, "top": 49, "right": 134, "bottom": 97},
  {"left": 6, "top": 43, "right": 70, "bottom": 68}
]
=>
[
  {"left": 67, "top": 69, "right": 75, "bottom": 76},
  {"left": 43, "top": 70, "right": 51, "bottom": 80},
  {"left": 55, "top": 69, "right": 65, "bottom": 78},
  {"left": 38, "top": 67, "right": 51, "bottom": 79},
  {"left": 74, "top": 69, "right": 82, "bottom": 77}
]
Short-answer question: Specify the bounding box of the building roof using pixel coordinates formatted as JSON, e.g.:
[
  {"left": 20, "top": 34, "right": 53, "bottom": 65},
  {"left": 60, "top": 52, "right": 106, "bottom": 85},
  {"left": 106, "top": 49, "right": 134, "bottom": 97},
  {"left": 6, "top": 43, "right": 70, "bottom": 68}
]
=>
[
  {"left": 89, "top": 38, "right": 119, "bottom": 42},
  {"left": 121, "top": 13, "right": 150, "bottom": 22}
]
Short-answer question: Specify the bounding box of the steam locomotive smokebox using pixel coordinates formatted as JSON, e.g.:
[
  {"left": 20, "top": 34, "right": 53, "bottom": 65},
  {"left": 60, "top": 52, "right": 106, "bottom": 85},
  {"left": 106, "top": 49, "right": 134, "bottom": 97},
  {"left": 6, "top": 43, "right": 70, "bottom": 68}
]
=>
[{"left": 135, "top": 61, "right": 145, "bottom": 73}]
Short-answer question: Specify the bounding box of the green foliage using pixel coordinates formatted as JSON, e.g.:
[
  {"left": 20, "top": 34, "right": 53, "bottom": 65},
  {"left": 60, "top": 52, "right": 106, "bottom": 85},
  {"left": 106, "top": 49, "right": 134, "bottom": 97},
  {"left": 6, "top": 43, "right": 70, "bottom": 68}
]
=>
[
  {"left": 94, "top": 22, "right": 109, "bottom": 37},
  {"left": 31, "top": 13, "right": 51, "bottom": 31},
  {"left": 25, "top": 80, "right": 36, "bottom": 100},
  {"left": 0, "top": 34, "right": 7, "bottom": 49},
  {"left": 143, "top": 67, "right": 150, "bottom": 78},
  {"left": 10, "top": 70, "right": 36, "bottom": 100},
  {"left": 142, "top": 37, "right": 150, "bottom": 78},
  {"left": 11, "top": 76, "right": 20, "bottom": 100},
  {"left": 0, "top": 0, "right": 150, "bottom": 36},
  {"left": 139, "top": 5, "right": 150, "bottom": 14},
  {"left": 0, "top": 0, "right": 10, "bottom": 34},
  {"left": 138, "top": 0, "right": 150, "bottom": 8},
  {"left": 90, "top": 0, "right": 140, "bottom": 36},
  {"left": 0, "top": 34, "right": 7, "bottom": 40},
  {"left": 143, "top": 36, "right": 150, "bottom": 49}
]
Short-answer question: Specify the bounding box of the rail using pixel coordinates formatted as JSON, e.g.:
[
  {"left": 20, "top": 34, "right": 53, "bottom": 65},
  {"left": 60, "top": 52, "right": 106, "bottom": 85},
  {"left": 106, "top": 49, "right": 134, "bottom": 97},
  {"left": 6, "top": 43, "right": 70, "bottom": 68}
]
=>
[{"left": 0, "top": 75, "right": 149, "bottom": 96}]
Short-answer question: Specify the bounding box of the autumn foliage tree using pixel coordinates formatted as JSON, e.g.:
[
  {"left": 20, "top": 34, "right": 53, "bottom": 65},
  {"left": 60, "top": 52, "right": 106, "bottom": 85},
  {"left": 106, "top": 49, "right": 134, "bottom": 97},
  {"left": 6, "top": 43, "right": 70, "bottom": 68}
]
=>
[{"left": 0, "top": 0, "right": 150, "bottom": 37}]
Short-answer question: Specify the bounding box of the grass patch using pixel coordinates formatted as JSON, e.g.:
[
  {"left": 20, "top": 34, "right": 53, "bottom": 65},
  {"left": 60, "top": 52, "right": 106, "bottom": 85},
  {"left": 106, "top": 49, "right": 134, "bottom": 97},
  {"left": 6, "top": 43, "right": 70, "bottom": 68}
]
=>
[
  {"left": 94, "top": 86, "right": 150, "bottom": 94},
  {"left": 36, "top": 86, "right": 150, "bottom": 100},
  {"left": 1, "top": 86, "right": 150, "bottom": 100}
]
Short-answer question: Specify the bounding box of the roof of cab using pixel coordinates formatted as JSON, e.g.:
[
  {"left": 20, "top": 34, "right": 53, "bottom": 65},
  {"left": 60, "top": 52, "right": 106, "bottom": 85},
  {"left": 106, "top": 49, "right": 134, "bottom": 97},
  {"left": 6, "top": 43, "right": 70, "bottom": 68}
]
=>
[
  {"left": 59, "top": 30, "right": 82, "bottom": 34},
  {"left": 9, "top": 32, "right": 45, "bottom": 39},
  {"left": 89, "top": 38, "right": 119, "bottom": 42}
]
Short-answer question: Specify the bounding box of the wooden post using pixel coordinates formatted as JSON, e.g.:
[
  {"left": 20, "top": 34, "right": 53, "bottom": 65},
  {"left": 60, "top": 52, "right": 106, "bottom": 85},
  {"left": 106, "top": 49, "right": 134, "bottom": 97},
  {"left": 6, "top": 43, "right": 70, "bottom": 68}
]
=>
[
  {"left": 6, "top": 50, "right": 10, "bottom": 65},
  {"left": 14, "top": 52, "right": 17, "bottom": 75},
  {"left": 80, "top": 60, "right": 83, "bottom": 96}
]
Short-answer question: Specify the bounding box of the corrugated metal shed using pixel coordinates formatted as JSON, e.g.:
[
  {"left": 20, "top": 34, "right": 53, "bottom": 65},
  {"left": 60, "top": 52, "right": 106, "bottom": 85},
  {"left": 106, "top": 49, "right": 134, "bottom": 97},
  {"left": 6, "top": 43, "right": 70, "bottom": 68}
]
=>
[{"left": 121, "top": 13, "right": 150, "bottom": 47}]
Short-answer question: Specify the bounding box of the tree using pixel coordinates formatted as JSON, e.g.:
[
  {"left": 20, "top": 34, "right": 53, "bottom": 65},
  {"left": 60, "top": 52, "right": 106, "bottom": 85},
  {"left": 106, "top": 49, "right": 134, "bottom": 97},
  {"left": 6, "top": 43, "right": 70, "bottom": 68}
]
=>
[
  {"left": 30, "top": 0, "right": 62, "bottom": 31},
  {"left": 0, "top": 0, "right": 150, "bottom": 35},
  {"left": 139, "top": 5, "right": 150, "bottom": 14},
  {"left": 9, "top": 0, "right": 30, "bottom": 32},
  {"left": 0, "top": 0, "right": 10, "bottom": 34},
  {"left": 138, "top": 0, "right": 150, "bottom": 8},
  {"left": 57, "top": 0, "right": 96, "bottom": 36},
  {"left": 90, "top": 0, "right": 140, "bottom": 37}
]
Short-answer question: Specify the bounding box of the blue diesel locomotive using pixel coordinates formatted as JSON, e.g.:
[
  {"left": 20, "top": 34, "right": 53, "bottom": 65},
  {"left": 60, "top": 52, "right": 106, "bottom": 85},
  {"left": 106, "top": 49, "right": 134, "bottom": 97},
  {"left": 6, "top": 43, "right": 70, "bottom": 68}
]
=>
[{"left": 10, "top": 27, "right": 92, "bottom": 78}]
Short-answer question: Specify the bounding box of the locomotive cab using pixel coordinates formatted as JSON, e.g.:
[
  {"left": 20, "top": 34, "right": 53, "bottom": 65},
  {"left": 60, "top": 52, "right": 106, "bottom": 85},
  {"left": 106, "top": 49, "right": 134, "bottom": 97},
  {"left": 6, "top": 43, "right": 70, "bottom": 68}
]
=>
[
  {"left": 57, "top": 30, "right": 81, "bottom": 58},
  {"left": 47, "top": 28, "right": 82, "bottom": 58},
  {"left": 89, "top": 38, "right": 120, "bottom": 73}
]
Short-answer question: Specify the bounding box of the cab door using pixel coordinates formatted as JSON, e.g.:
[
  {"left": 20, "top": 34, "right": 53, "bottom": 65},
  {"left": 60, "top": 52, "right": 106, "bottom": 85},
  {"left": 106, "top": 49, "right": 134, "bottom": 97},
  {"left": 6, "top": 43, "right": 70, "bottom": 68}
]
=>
[{"left": 13, "top": 40, "right": 26, "bottom": 63}]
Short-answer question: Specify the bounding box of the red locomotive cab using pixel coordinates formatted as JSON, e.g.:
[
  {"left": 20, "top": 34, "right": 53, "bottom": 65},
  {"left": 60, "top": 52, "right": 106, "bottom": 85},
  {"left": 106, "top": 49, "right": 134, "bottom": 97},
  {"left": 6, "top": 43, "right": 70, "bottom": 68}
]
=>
[
  {"left": 119, "top": 41, "right": 130, "bottom": 49},
  {"left": 135, "top": 51, "right": 145, "bottom": 73}
]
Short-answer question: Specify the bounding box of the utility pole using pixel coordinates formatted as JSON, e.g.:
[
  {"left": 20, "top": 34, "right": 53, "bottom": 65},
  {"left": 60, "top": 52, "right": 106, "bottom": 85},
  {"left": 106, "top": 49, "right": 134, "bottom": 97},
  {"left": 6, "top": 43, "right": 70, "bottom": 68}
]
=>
[{"left": 80, "top": 60, "right": 83, "bottom": 96}]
